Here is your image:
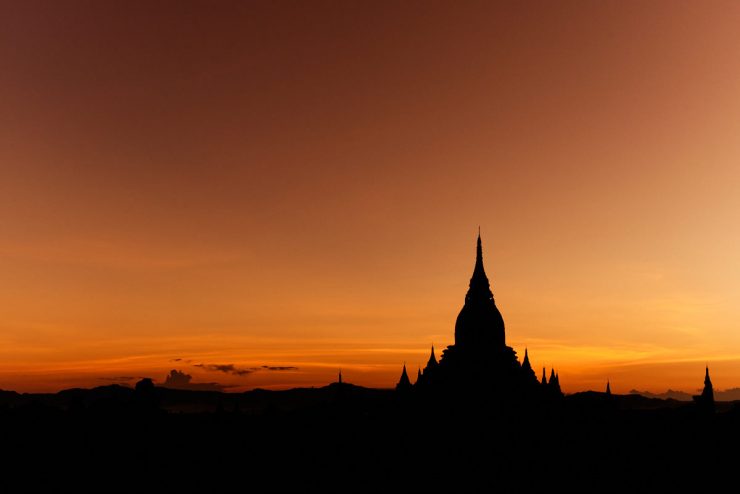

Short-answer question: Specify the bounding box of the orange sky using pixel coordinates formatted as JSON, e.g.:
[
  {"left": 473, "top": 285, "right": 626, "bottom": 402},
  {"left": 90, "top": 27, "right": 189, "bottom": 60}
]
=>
[{"left": 1, "top": 1, "right": 740, "bottom": 394}]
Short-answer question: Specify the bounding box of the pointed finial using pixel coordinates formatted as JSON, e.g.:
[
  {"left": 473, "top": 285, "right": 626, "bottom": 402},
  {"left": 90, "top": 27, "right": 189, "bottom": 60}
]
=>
[{"left": 474, "top": 229, "right": 484, "bottom": 274}]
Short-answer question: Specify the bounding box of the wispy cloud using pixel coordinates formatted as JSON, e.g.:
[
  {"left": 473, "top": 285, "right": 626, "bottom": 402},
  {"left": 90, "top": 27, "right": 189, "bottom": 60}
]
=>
[
  {"left": 195, "top": 363, "right": 255, "bottom": 376},
  {"left": 194, "top": 363, "right": 299, "bottom": 376}
]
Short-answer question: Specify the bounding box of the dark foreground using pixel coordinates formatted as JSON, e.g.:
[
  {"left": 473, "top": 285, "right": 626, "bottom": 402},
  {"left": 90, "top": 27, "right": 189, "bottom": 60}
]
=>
[{"left": 1, "top": 383, "right": 738, "bottom": 493}]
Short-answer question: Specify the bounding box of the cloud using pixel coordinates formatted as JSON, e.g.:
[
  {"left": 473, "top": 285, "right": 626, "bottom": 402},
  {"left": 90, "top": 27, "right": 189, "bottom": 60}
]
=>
[
  {"left": 161, "top": 369, "right": 227, "bottom": 392},
  {"left": 194, "top": 363, "right": 300, "bottom": 376},
  {"left": 164, "top": 369, "right": 193, "bottom": 387},
  {"left": 195, "top": 363, "right": 255, "bottom": 376}
]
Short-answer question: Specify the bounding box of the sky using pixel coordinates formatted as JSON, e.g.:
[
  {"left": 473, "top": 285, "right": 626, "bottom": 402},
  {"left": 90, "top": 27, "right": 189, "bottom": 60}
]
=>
[{"left": 1, "top": 1, "right": 740, "bottom": 394}]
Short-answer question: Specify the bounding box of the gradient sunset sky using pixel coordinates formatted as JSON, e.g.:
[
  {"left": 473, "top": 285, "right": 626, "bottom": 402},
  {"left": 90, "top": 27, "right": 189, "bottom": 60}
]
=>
[{"left": 2, "top": 1, "right": 740, "bottom": 393}]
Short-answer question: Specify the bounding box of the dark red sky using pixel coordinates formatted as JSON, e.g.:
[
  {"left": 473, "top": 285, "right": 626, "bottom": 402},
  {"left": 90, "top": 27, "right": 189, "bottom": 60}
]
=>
[{"left": 2, "top": 1, "right": 740, "bottom": 392}]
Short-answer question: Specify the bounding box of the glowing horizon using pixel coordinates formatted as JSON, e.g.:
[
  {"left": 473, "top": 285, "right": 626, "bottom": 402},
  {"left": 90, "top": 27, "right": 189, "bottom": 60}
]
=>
[{"left": 2, "top": 1, "right": 740, "bottom": 394}]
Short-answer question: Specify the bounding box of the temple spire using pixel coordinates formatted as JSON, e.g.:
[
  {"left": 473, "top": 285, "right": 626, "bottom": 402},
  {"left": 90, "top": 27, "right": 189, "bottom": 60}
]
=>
[
  {"left": 396, "top": 363, "right": 412, "bottom": 392},
  {"left": 703, "top": 366, "right": 714, "bottom": 401},
  {"left": 693, "top": 365, "right": 715, "bottom": 412},
  {"left": 522, "top": 348, "right": 531, "bottom": 367},
  {"left": 547, "top": 368, "right": 562, "bottom": 395},
  {"left": 521, "top": 347, "right": 537, "bottom": 384},
  {"left": 464, "top": 230, "right": 494, "bottom": 305},
  {"left": 427, "top": 345, "right": 438, "bottom": 368}
]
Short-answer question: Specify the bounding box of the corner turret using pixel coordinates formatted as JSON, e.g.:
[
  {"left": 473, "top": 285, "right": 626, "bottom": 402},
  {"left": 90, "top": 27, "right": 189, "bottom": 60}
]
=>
[
  {"left": 521, "top": 348, "right": 537, "bottom": 384},
  {"left": 396, "top": 363, "right": 412, "bottom": 392}
]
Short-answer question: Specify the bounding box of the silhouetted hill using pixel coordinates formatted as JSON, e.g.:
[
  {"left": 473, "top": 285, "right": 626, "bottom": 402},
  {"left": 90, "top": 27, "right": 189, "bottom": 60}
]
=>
[
  {"left": 716, "top": 387, "right": 740, "bottom": 401},
  {"left": 5, "top": 384, "right": 736, "bottom": 414},
  {"left": 629, "top": 388, "right": 693, "bottom": 401},
  {"left": 0, "top": 383, "right": 393, "bottom": 415},
  {"left": 0, "top": 389, "right": 20, "bottom": 400},
  {"left": 630, "top": 387, "right": 740, "bottom": 403}
]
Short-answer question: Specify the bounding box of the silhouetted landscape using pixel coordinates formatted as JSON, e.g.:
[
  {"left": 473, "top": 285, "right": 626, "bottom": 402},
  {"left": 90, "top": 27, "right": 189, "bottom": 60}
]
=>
[
  {"left": 2, "top": 380, "right": 740, "bottom": 492},
  {"left": 6, "top": 1, "right": 740, "bottom": 491},
  {"left": 2, "top": 235, "right": 738, "bottom": 492}
]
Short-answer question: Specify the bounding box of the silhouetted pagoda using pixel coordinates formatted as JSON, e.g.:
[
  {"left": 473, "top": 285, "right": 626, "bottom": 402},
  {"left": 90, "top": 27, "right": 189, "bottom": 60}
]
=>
[
  {"left": 693, "top": 365, "right": 715, "bottom": 413},
  {"left": 401, "top": 233, "right": 561, "bottom": 401}
]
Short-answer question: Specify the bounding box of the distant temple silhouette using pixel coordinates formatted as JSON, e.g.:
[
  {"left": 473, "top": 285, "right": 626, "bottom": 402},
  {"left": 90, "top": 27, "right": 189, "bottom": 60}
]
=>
[
  {"left": 693, "top": 365, "right": 715, "bottom": 413},
  {"left": 399, "top": 232, "right": 562, "bottom": 400}
]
